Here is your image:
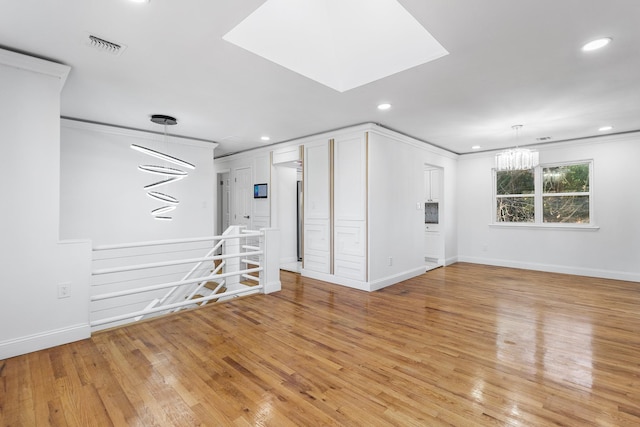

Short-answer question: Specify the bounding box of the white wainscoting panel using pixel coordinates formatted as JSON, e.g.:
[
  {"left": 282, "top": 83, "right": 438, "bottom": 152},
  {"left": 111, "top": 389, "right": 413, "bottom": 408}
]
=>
[
  {"left": 335, "top": 222, "right": 365, "bottom": 257},
  {"left": 304, "top": 220, "right": 330, "bottom": 273},
  {"left": 334, "top": 133, "right": 366, "bottom": 221},
  {"left": 334, "top": 255, "right": 366, "bottom": 281}
]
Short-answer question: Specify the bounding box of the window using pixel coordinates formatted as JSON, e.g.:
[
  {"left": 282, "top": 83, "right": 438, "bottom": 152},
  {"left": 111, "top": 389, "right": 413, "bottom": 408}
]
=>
[
  {"left": 542, "top": 164, "right": 590, "bottom": 223},
  {"left": 494, "top": 161, "right": 593, "bottom": 225},
  {"left": 496, "top": 169, "right": 535, "bottom": 222}
]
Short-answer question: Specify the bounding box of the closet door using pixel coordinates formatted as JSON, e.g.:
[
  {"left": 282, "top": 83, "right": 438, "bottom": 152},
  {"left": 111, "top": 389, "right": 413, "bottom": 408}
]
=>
[
  {"left": 303, "top": 139, "right": 331, "bottom": 273},
  {"left": 333, "top": 132, "right": 367, "bottom": 281}
]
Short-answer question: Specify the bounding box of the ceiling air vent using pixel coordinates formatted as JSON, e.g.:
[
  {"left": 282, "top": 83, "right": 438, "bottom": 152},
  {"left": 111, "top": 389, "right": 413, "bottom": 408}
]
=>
[{"left": 86, "top": 33, "right": 127, "bottom": 56}]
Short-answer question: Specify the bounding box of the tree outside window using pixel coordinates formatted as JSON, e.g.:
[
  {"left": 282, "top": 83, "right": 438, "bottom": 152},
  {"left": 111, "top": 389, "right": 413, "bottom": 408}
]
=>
[
  {"left": 494, "top": 161, "right": 592, "bottom": 225},
  {"left": 542, "top": 164, "right": 590, "bottom": 223},
  {"left": 496, "top": 169, "right": 534, "bottom": 222}
]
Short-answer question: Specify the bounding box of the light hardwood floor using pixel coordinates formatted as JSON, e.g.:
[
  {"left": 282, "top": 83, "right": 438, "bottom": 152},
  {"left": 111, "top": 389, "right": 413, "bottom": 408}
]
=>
[{"left": 2, "top": 263, "right": 639, "bottom": 426}]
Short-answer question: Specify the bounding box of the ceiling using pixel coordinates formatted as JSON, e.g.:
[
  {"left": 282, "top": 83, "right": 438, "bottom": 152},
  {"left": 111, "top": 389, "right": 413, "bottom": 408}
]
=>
[{"left": 1, "top": 0, "right": 639, "bottom": 157}]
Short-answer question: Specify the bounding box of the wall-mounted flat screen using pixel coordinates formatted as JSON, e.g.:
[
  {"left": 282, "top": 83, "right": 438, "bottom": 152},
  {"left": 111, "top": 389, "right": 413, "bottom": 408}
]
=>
[
  {"left": 254, "top": 183, "right": 268, "bottom": 198},
  {"left": 425, "top": 202, "right": 439, "bottom": 224}
]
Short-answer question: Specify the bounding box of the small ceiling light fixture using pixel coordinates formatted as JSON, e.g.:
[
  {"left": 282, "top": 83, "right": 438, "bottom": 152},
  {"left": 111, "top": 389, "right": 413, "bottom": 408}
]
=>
[
  {"left": 582, "top": 37, "right": 612, "bottom": 52},
  {"left": 471, "top": 145, "right": 481, "bottom": 150},
  {"left": 261, "top": 136, "right": 271, "bottom": 141},
  {"left": 150, "top": 114, "right": 177, "bottom": 125},
  {"left": 598, "top": 125, "right": 613, "bottom": 132},
  {"left": 495, "top": 125, "right": 539, "bottom": 171},
  {"left": 377, "top": 103, "right": 392, "bottom": 110},
  {"left": 129, "top": 0, "right": 150, "bottom": 4}
]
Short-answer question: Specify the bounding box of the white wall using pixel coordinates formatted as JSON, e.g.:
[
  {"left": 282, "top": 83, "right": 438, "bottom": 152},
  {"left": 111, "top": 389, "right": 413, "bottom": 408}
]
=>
[
  {"left": 0, "top": 49, "right": 91, "bottom": 359},
  {"left": 442, "top": 160, "right": 458, "bottom": 265},
  {"left": 367, "top": 129, "right": 458, "bottom": 287},
  {"left": 457, "top": 133, "right": 640, "bottom": 281},
  {"left": 368, "top": 132, "right": 425, "bottom": 286},
  {"left": 60, "top": 120, "right": 217, "bottom": 245},
  {"left": 253, "top": 153, "right": 271, "bottom": 229}
]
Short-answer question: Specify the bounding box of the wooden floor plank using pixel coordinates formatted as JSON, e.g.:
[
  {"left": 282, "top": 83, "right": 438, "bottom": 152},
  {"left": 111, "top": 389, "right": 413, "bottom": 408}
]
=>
[{"left": 1, "top": 263, "right": 640, "bottom": 426}]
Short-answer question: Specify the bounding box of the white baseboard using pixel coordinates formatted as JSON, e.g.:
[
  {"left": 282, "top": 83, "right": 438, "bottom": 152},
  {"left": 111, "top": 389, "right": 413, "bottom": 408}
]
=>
[
  {"left": 444, "top": 255, "right": 458, "bottom": 266},
  {"left": 0, "top": 323, "right": 90, "bottom": 360},
  {"left": 263, "top": 279, "right": 282, "bottom": 294},
  {"left": 369, "top": 267, "right": 426, "bottom": 291},
  {"left": 301, "top": 266, "right": 426, "bottom": 292},
  {"left": 279, "top": 256, "right": 298, "bottom": 265},
  {"left": 301, "top": 269, "right": 371, "bottom": 291},
  {"left": 457, "top": 256, "right": 640, "bottom": 283}
]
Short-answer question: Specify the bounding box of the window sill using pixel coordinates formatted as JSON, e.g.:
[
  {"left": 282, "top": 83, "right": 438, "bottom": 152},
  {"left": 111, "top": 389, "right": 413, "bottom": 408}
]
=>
[{"left": 489, "top": 223, "right": 600, "bottom": 231}]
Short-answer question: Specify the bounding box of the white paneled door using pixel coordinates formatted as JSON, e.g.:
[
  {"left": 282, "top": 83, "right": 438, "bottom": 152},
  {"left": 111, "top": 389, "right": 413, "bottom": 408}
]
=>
[
  {"left": 303, "top": 140, "right": 331, "bottom": 274},
  {"left": 234, "top": 167, "right": 252, "bottom": 228}
]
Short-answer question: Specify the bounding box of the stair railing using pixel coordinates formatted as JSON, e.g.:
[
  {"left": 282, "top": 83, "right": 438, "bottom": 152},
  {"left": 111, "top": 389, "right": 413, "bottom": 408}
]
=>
[{"left": 89, "top": 226, "right": 280, "bottom": 330}]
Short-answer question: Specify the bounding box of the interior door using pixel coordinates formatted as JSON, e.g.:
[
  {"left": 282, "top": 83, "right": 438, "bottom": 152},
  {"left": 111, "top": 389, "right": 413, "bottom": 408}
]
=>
[
  {"left": 221, "top": 172, "right": 230, "bottom": 232},
  {"left": 234, "top": 167, "right": 252, "bottom": 227}
]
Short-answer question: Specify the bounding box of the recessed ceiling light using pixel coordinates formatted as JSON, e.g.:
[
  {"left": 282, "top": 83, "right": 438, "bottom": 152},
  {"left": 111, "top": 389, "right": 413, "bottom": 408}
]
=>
[
  {"left": 129, "top": 0, "right": 150, "bottom": 3},
  {"left": 377, "top": 103, "right": 391, "bottom": 110},
  {"left": 582, "top": 37, "right": 612, "bottom": 52},
  {"left": 261, "top": 136, "right": 270, "bottom": 141},
  {"left": 598, "top": 125, "right": 613, "bottom": 132},
  {"left": 471, "top": 145, "right": 481, "bottom": 150}
]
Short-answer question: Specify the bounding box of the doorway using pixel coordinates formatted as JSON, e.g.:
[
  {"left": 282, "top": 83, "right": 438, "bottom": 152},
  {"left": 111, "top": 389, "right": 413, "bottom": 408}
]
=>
[
  {"left": 216, "top": 171, "right": 230, "bottom": 235},
  {"left": 274, "top": 161, "right": 302, "bottom": 273},
  {"left": 233, "top": 167, "right": 252, "bottom": 228},
  {"left": 424, "top": 164, "right": 444, "bottom": 269}
]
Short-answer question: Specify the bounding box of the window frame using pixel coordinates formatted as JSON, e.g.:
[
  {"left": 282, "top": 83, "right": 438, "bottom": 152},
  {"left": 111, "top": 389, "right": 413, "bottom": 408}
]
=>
[{"left": 491, "top": 159, "right": 598, "bottom": 229}]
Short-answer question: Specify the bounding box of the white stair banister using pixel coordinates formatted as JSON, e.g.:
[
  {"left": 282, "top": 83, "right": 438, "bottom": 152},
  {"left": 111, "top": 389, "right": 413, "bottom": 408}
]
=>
[
  {"left": 89, "top": 225, "right": 280, "bottom": 330},
  {"left": 260, "top": 228, "right": 281, "bottom": 294},
  {"left": 224, "top": 225, "right": 242, "bottom": 289}
]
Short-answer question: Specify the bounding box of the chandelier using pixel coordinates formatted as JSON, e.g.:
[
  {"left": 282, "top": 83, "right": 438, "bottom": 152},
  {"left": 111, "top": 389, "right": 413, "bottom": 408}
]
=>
[
  {"left": 494, "top": 125, "right": 539, "bottom": 171},
  {"left": 131, "top": 114, "right": 195, "bottom": 221}
]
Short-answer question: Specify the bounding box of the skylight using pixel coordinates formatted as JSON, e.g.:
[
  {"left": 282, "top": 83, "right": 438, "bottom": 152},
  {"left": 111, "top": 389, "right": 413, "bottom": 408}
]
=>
[{"left": 223, "top": 0, "right": 449, "bottom": 92}]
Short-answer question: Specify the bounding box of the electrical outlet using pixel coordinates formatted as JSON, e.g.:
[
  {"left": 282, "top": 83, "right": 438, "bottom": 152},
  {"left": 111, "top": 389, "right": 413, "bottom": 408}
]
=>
[
  {"left": 388, "top": 257, "right": 393, "bottom": 266},
  {"left": 58, "top": 283, "right": 71, "bottom": 299}
]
